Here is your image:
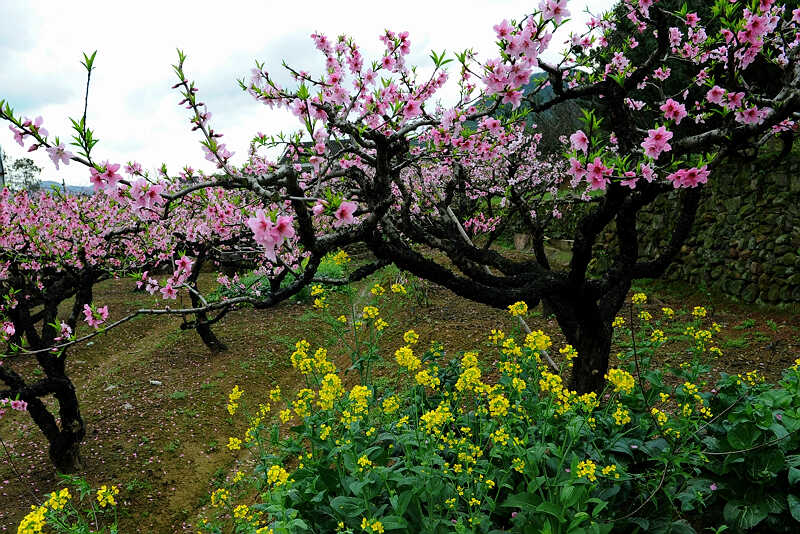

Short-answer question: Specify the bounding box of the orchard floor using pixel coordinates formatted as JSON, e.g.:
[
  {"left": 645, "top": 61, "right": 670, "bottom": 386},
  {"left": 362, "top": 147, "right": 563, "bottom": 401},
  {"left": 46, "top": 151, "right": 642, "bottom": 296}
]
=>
[{"left": 1, "top": 271, "right": 798, "bottom": 532}]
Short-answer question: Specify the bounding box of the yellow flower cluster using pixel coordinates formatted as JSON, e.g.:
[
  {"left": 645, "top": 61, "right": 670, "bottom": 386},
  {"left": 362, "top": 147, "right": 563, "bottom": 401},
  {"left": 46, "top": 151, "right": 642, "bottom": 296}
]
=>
[
  {"left": 525, "top": 330, "right": 552, "bottom": 352},
  {"left": 576, "top": 459, "right": 597, "bottom": 482},
  {"left": 455, "top": 352, "right": 483, "bottom": 393},
  {"left": 638, "top": 310, "right": 652, "bottom": 322},
  {"left": 559, "top": 344, "right": 578, "bottom": 368},
  {"left": 512, "top": 457, "right": 525, "bottom": 473},
  {"left": 292, "top": 388, "right": 316, "bottom": 418},
  {"left": 362, "top": 306, "right": 379, "bottom": 320},
  {"left": 538, "top": 369, "right": 579, "bottom": 416},
  {"left": 331, "top": 250, "right": 350, "bottom": 265},
  {"left": 20, "top": 487, "right": 73, "bottom": 532},
  {"left": 612, "top": 316, "right": 625, "bottom": 328},
  {"left": 227, "top": 385, "right": 244, "bottom": 415},
  {"left": 403, "top": 329, "right": 419, "bottom": 344},
  {"left": 511, "top": 377, "right": 527, "bottom": 392},
  {"left": 370, "top": 283, "right": 385, "bottom": 296},
  {"left": 737, "top": 370, "right": 764, "bottom": 386},
  {"left": 395, "top": 345, "right": 421, "bottom": 371},
  {"left": 415, "top": 368, "right": 440, "bottom": 389},
  {"left": 357, "top": 454, "right": 372, "bottom": 471},
  {"left": 349, "top": 385, "right": 372, "bottom": 414},
  {"left": 44, "top": 488, "right": 71, "bottom": 511},
  {"left": 382, "top": 395, "right": 400, "bottom": 414},
  {"left": 228, "top": 437, "right": 242, "bottom": 450},
  {"left": 612, "top": 404, "right": 631, "bottom": 426},
  {"left": 692, "top": 306, "right": 707, "bottom": 318},
  {"left": 601, "top": 464, "right": 620, "bottom": 479},
  {"left": 605, "top": 368, "right": 635, "bottom": 395},
  {"left": 391, "top": 283, "right": 406, "bottom": 294},
  {"left": 211, "top": 488, "right": 230, "bottom": 507},
  {"left": 290, "top": 340, "right": 337, "bottom": 376},
  {"left": 632, "top": 292, "right": 647, "bottom": 304},
  {"left": 662, "top": 307, "right": 675, "bottom": 318},
  {"left": 320, "top": 424, "right": 331, "bottom": 440},
  {"left": 488, "top": 394, "right": 510, "bottom": 417},
  {"left": 650, "top": 407, "right": 668, "bottom": 426},
  {"left": 507, "top": 301, "right": 528, "bottom": 316},
  {"left": 488, "top": 329, "right": 505, "bottom": 344},
  {"left": 577, "top": 392, "right": 599, "bottom": 412},
  {"left": 318, "top": 373, "right": 344, "bottom": 410},
  {"left": 18, "top": 505, "right": 47, "bottom": 534},
  {"left": 266, "top": 465, "right": 290, "bottom": 487},
  {"left": 361, "top": 518, "right": 385, "bottom": 533},
  {"left": 96, "top": 485, "right": 119, "bottom": 508},
  {"left": 500, "top": 337, "right": 522, "bottom": 358},
  {"left": 420, "top": 402, "right": 453, "bottom": 435},
  {"left": 650, "top": 329, "right": 666, "bottom": 343},
  {"left": 310, "top": 284, "right": 325, "bottom": 296},
  {"left": 490, "top": 427, "right": 510, "bottom": 446},
  {"left": 692, "top": 329, "right": 713, "bottom": 351},
  {"left": 233, "top": 504, "right": 250, "bottom": 520}
]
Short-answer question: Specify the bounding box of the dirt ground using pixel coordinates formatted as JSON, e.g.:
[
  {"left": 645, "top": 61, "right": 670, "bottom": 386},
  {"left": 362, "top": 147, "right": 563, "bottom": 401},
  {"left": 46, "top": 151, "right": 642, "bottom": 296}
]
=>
[{"left": 1, "top": 270, "right": 798, "bottom": 532}]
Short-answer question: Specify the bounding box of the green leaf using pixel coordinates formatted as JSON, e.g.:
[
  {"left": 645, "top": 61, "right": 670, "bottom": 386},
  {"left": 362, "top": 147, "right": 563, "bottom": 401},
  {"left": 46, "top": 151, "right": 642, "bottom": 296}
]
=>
[
  {"left": 381, "top": 515, "right": 409, "bottom": 530},
  {"left": 536, "top": 501, "right": 565, "bottom": 521},
  {"left": 390, "top": 490, "right": 413, "bottom": 516},
  {"left": 727, "top": 424, "right": 758, "bottom": 450},
  {"left": 501, "top": 491, "right": 538, "bottom": 510},
  {"left": 329, "top": 496, "right": 365, "bottom": 517},
  {"left": 723, "top": 500, "right": 770, "bottom": 530},
  {"left": 788, "top": 494, "right": 800, "bottom": 522}
]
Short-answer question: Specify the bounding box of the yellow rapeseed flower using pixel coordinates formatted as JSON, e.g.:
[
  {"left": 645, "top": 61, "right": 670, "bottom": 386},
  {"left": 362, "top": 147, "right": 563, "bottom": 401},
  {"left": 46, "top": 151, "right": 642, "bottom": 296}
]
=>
[
  {"left": 96, "top": 484, "right": 119, "bottom": 508},
  {"left": 605, "top": 368, "right": 635, "bottom": 395},
  {"left": 403, "top": 329, "right": 419, "bottom": 344},
  {"left": 391, "top": 283, "right": 406, "bottom": 294},
  {"left": 507, "top": 301, "right": 528, "bottom": 316},
  {"left": 576, "top": 459, "right": 597, "bottom": 482}
]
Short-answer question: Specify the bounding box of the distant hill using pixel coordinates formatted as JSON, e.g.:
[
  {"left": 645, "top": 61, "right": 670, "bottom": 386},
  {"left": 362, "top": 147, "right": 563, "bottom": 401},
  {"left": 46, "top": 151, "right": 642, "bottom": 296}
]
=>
[{"left": 39, "top": 180, "right": 94, "bottom": 195}]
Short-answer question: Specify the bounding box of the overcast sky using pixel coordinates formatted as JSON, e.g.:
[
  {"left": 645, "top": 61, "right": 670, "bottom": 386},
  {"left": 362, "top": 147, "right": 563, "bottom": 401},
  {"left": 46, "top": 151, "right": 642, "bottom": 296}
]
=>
[{"left": 1, "top": 0, "right": 614, "bottom": 185}]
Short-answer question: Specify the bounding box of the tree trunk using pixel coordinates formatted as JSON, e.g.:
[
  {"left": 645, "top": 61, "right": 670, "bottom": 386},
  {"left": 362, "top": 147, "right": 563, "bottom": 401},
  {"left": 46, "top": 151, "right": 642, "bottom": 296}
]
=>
[
  {"left": 196, "top": 321, "right": 228, "bottom": 353},
  {"left": 548, "top": 293, "right": 614, "bottom": 394},
  {"left": 50, "top": 434, "right": 83, "bottom": 473},
  {"left": 50, "top": 380, "right": 86, "bottom": 473},
  {"left": 568, "top": 320, "right": 613, "bottom": 394}
]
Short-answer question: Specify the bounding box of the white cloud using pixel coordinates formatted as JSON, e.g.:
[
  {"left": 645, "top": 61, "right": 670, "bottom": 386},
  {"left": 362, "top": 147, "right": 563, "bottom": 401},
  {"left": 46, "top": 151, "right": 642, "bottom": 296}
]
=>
[{"left": 0, "top": 0, "right": 614, "bottom": 185}]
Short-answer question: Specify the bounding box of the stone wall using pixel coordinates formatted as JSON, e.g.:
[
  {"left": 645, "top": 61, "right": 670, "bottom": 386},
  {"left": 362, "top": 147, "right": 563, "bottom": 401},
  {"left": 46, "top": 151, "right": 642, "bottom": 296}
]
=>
[{"left": 597, "top": 154, "right": 800, "bottom": 305}]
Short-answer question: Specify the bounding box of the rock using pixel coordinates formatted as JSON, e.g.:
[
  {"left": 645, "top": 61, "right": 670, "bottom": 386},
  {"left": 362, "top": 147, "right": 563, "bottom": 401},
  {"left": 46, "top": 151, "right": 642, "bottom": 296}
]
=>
[
  {"left": 741, "top": 284, "right": 758, "bottom": 303},
  {"left": 149, "top": 380, "right": 163, "bottom": 386},
  {"left": 779, "top": 252, "right": 797, "bottom": 266},
  {"left": 766, "top": 286, "right": 781, "bottom": 303},
  {"left": 104, "top": 385, "right": 117, "bottom": 392},
  {"left": 122, "top": 402, "right": 133, "bottom": 410}
]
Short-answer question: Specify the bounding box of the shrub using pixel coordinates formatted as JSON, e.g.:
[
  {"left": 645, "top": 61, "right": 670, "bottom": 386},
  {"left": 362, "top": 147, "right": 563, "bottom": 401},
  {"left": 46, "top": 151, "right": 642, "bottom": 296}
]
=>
[{"left": 195, "top": 291, "right": 800, "bottom": 533}]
